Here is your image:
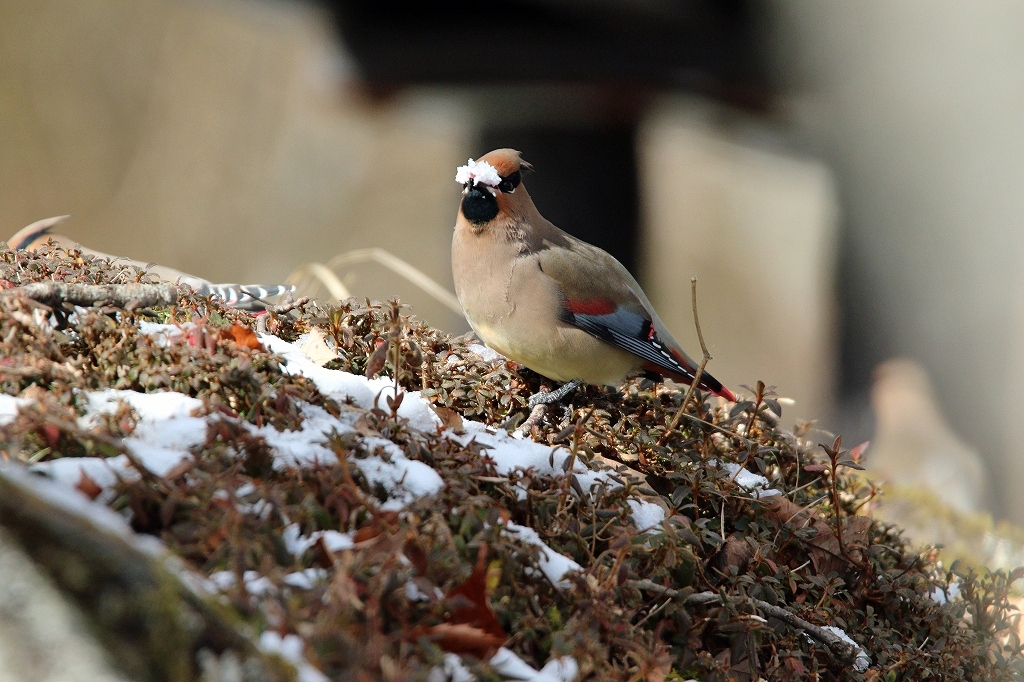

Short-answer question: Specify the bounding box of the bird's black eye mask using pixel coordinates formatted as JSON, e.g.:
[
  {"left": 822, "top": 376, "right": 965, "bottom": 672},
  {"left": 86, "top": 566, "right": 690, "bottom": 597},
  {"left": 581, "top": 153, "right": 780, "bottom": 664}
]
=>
[{"left": 497, "top": 170, "right": 521, "bottom": 194}]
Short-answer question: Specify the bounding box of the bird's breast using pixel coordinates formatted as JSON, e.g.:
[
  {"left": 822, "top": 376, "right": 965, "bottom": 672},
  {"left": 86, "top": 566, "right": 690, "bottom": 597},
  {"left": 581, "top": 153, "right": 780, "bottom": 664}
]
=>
[{"left": 452, "top": 233, "right": 637, "bottom": 384}]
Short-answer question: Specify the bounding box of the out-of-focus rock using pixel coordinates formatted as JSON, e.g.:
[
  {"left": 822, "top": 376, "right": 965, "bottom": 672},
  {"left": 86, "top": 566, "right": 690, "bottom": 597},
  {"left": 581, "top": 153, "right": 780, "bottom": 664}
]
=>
[
  {"left": 0, "top": 527, "right": 130, "bottom": 682},
  {"left": 869, "top": 358, "right": 988, "bottom": 514},
  {"left": 0, "top": 465, "right": 297, "bottom": 682},
  {"left": 638, "top": 98, "right": 840, "bottom": 422}
]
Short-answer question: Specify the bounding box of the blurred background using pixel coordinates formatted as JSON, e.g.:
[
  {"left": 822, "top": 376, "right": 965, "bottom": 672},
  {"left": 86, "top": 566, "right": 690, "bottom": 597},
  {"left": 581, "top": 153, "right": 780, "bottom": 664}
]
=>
[{"left": 4, "top": 0, "right": 1024, "bottom": 542}]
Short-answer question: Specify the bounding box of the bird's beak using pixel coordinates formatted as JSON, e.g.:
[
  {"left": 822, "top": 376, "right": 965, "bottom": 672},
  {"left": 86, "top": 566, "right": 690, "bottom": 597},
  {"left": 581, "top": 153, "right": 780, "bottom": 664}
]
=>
[{"left": 463, "top": 180, "right": 497, "bottom": 196}]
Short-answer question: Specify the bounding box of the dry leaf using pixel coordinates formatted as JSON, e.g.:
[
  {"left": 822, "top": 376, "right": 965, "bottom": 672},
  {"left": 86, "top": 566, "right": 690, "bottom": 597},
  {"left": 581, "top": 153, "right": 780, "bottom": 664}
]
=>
[
  {"left": 417, "top": 622, "right": 506, "bottom": 657},
  {"left": 219, "top": 323, "right": 262, "bottom": 350},
  {"left": 807, "top": 516, "right": 872, "bottom": 574},
  {"left": 365, "top": 338, "right": 388, "bottom": 378},
  {"left": 300, "top": 327, "right": 339, "bottom": 366},
  {"left": 412, "top": 543, "right": 507, "bottom": 658},
  {"left": 432, "top": 406, "right": 463, "bottom": 431},
  {"left": 765, "top": 496, "right": 871, "bottom": 574},
  {"left": 708, "top": 534, "right": 755, "bottom": 577},
  {"left": 75, "top": 470, "right": 103, "bottom": 500}
]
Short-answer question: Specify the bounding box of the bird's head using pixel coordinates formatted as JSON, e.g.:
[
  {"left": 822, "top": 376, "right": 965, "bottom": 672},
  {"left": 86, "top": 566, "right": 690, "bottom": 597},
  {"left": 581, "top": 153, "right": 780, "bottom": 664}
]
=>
[{"left": 456, "top": 149, "right": 533, "bottom": 227}]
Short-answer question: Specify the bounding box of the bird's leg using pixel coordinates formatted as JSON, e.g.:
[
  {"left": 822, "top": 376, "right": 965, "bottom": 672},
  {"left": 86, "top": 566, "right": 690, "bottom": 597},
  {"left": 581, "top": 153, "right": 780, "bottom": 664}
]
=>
[{"left": 528, "top": 380, "right": 583, "bottom": 409}]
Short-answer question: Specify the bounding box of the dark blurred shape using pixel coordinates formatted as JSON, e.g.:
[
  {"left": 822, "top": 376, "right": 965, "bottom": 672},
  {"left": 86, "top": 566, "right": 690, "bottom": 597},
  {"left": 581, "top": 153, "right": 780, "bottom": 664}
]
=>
[
  {"left": 324, "top": 0, "right": 767, "bottom": 279},
  {"left": 480, "top": 126, "right": 638, "bottom": 271},
  {"left": 328, "top": 0, "right": 767, "bottom": 106}
]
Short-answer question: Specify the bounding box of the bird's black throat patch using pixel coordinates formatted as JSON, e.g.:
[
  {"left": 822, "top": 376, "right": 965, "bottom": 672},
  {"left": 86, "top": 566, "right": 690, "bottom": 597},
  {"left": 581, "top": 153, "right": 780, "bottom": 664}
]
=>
[{"left": 461, "top": 185, "right": 499, "bottom": 224}]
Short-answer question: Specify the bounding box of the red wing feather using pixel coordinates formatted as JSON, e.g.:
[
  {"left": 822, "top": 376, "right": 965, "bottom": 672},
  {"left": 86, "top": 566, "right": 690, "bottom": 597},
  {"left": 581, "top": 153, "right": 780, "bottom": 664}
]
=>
[
  {"left": 561, "top": 302, "right": 735, "bottom": 400},
  {"left": 564, "top": 299, "right": 617, "bottom": 316}
]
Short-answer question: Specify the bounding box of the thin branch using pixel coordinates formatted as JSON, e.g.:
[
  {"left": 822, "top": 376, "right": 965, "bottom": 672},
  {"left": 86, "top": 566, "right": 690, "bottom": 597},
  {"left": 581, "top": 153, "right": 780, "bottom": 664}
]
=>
[
  {"left": 5, "top": 282, "right": 178, "bottom": 310},
  {"left": 661, "top": 278, "right": 711, "bottom": 443},
  {"left": 239, "top": 289, "right": 311, "bottom": 315},
  {"left": 517, "top": 404, "right": 547, "bottom": 436},
  {"left": 628, "top": 580, "right": 863, "bottom": 665}
]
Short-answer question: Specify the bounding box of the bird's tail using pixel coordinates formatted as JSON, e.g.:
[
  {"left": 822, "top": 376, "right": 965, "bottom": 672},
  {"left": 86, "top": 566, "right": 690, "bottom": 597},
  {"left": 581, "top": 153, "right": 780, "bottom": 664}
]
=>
[
  {"left": 654, "top": 347, "right": 737, "bottom": 402},
  {"left": 197, "top": 284, "right": 295, "bottom": 311}
]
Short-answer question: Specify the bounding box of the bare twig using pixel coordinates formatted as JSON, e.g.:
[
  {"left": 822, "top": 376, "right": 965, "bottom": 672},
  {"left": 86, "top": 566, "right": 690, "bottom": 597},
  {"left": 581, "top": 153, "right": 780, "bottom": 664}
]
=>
[
  {"left": 239, "top": 289, "right": 311, "bottom": 315},
  {"left": 5, "top": 282, "right": 178, "bottom": 309},
  {"left": 661, "top": 278, "right": 711, "bottom": 443},
  {"left": 628, "top": 580, "right": 863, "bottom": 665},
  {"left": 270, "top": 296, "right": 311, "bottom": 315},
  {"left": 517, "top": 404, "right": 547, "bottom": 436}
]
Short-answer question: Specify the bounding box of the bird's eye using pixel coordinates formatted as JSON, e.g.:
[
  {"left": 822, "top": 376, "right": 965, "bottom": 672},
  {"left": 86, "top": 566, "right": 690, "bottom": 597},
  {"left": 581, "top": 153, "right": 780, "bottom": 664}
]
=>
[{"left": 497, "top": 171, "right": 521, "bottom": 194}]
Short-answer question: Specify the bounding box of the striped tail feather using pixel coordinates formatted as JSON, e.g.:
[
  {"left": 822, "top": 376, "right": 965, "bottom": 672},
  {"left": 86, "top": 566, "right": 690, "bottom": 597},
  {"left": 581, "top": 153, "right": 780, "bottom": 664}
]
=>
[{"left": 197, "top": 284, "right": 295, "bottom": 311}]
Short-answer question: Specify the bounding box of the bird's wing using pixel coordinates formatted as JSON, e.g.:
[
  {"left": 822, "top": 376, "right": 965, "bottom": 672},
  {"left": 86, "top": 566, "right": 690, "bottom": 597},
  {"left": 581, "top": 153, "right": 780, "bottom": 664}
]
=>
[{"left": 533, "top": 239, "right": 732, "bottom": 398}]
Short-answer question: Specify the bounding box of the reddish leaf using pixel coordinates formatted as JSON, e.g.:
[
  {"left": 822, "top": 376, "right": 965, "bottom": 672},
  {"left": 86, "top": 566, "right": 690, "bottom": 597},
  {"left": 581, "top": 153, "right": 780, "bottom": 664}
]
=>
[
  {"left": 39, "top": 423, "right": 61, "bottom": 448},
  {"left": 414, "top": 543, "right": 507, "bottom": 658},
  {"left": 219, "top": 323, "right": 262, "bottom": 350},
  {"left": 365, "top": 338, "right": 388, "bottom": 378},
  {"left": 416, "top": 623, "right": 506, "bottom": 657},
  {"left": 75, "top": 471, "right": 103, "bottom": 500},
  {"left": 849, "top": 440, "right": 870, "bottom": 464}
]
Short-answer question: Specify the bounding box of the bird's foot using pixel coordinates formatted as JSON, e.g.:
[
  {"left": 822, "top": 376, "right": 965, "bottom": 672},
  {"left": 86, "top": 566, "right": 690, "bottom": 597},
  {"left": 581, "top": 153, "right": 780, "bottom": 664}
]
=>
[{"left": 527, "top": 380, "right": 583, "bottom": 409}]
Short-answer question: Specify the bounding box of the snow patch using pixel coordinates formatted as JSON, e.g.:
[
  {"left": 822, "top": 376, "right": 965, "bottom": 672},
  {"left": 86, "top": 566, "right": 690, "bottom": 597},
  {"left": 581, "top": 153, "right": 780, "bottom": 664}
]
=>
[
  {"left": 711, "top": 460, "right": 781, "bottom": 498},
  {"left": 490, "top": 649, "right": 579, "bottom": 682},
  {"left": 449, "top": 421, "right": 613, "bottom": 496},
  {"left": 260, "top": 334, "right": 441, "bottom": 433},
  {"left": 427, "top": 653, "right": 475, "bottom": 682},
  {"left": 259, "top": 631, "right": 329, "bottom": 682},
  {"left": 501, "top": 522, "right": 582, "bottom": 589},
  {"left": 138, "top": 321, "right": 192, "bottom": 347},
  {"left": 282, "top": 523, "right": 355, "bottom": 557},
  {"left": 467, "top": 343, "right": 504, "bottom": 363},
  {"left": 0, "top": 394, "right": 29, "bottom": 427},
  {"left": 628, "top": 499, "right": 666, "bottom": 532},
  {"left": 283, "top": 568, "right": 329, "bottom": 590},
  {"left": 930, "top": 580, "right": 961, "bottom": 604},
  {"left": 77, "top": 389, "right": 207, "bottom": 477}
]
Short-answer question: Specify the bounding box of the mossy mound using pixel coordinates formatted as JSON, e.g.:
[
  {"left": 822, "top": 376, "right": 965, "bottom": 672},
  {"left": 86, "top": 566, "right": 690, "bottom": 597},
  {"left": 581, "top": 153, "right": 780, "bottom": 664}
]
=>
[{"left": 0, "top": 241, "right": 1022, "bottom": 681}]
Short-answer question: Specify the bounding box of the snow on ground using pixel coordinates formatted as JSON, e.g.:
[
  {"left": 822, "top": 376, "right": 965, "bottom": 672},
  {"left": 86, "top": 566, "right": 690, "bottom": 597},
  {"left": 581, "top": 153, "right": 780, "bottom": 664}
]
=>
[
  {"left": 466, "top": 343, "right": 504, "bottom": 363},
  {"left": 32, "top": 389, "right": 207, "bottom": 489},
  {"left": 261, "top": 334, "right": 440, "bottom": 433},
  {"left": 929, "top": 579, "right": 961, "bottom": 604},
  {"left": 447, "top": 421, "right": 614, "bottom": 496},
  {"left": 430, "top": 648, "right": 578, "bottom": 682},
  {"left": 137, "top": 321, "right": 192, "bottom": 347},
  {"left": 282, "top": 522, "right": 354, "bottom": 557},
  {"left": 627, "top": 499, "right": 667, "bottom": 532},
  {"left": 26, "top": 332, "right": 445, "bottom": 511},
  {"left": 501, "top": 522, "right": 583, "bottom": 589},
  {"left": 710, "top": 460, "right": 782, "bottom": 498},
  {"left": 8, "top": 330, "right": 631, "bottom": 681},
  {"left": 0, "top": 394, "right": 29, "bottom": 427},
  {"left": 259, "top": 631, "right": 330, "bottom": 682},
  {"left": 0, "top": 460, "right": 134, "bottom": 540}
]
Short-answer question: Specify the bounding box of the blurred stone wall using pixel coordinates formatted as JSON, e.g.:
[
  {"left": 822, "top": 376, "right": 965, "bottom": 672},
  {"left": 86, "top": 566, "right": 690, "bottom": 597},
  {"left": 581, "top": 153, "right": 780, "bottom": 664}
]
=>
[
  {"left": 639, "top": 98, "right": 839, "bottom": 422},
  {"left": 770, "top": 1, "right": 1024, "bottom": 521},
  {"left": 0, "top": 0, "right": 472, "bottom": 332}
]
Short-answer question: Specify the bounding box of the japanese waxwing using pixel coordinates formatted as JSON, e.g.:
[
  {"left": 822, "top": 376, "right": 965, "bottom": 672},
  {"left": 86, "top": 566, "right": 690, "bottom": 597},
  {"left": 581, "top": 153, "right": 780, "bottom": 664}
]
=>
[
  {"left": 451, "top": 149, "right": 735, "bottom": 405},
  {"left": 7, "top": 215, "right": 292, "bottom": 311}
]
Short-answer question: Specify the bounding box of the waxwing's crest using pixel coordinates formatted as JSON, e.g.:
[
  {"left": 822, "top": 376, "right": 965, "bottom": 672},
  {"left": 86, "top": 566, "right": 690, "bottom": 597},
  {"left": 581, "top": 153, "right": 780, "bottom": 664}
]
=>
[{"left": 476, "top": 149, "right": 531, "bottom": 179}]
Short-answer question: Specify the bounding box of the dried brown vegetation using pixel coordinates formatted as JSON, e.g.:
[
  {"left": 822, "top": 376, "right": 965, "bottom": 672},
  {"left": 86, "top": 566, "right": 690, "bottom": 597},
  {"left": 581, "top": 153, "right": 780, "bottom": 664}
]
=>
[{"left": 0, "top": 241, "right": 1022, "bottom": 681}]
